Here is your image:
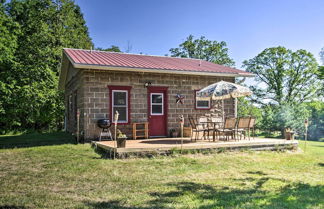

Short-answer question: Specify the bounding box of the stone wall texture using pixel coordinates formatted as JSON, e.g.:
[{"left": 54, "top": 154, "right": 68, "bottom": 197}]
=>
[{"left": 65, "top": 69, "right": 235, "bottom": 140}]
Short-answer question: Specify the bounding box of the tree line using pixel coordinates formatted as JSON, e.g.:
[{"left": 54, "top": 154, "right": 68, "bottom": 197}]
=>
[
  {"left": 170, "top": 35, "right": 323, "bottom": 140},
  {"left": 0, "top": 0, "right": 323, "bottom": 140},
  {"left": 0, "top": 0, "right": 92, "bottom": 132}
]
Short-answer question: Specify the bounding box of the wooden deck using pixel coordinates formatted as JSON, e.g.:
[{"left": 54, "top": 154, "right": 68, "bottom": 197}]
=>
[{"left": 92, "top": 137, "right": 298, "bottom": 158}]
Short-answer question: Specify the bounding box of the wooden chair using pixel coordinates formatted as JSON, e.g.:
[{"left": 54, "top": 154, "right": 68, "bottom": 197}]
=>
[
  {"left": 236, "top": 117, "right": 251, "bottom": 140},
  {"left": 215, "top": 117, "right": 237, "bottom": 141},
  {"left": 188, "top": 116, "right": 209, "bottom": 141}
]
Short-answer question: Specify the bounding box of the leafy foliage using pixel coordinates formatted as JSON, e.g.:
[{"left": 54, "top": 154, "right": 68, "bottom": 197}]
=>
[
  {"left": 96, "top": 45, "right": 122, "bottom": 52},
  {"left": 320, "top": 47, "right": 324, "bottom": 65},
  {"left": 242, "top": 47, "right": 323, "bottom": 139},
  {"left": 170, "top": 35, "right": 235, "bottom": 67},
  {"left": 0, "top": 0, "right": 92, "bottom": 132},
  {"left": 275, "top": 103, "right": 310, "bottom": 136},
  {"left": 306, "top": 101, "right": 324, "bottom": 141},
  {"left": 237, "top": 97, "right": 262, "bottom": 128},
  {"left": 243, "top": 46, "right": 322, "bottom": 105}
]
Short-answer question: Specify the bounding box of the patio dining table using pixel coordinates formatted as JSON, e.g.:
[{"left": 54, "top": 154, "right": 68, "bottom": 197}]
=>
[{"left": 200, "top": 121, "right": 224, "bottom": 141}]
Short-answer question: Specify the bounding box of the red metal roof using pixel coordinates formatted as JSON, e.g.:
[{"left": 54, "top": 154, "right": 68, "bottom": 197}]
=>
[{"left": 64, "top": 48, "right": 252, "bottom": 75}]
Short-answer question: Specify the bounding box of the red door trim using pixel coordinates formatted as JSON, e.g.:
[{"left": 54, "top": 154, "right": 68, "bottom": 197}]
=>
[{"left": 147, "top": 86, "right": 168, "bottom": 137}]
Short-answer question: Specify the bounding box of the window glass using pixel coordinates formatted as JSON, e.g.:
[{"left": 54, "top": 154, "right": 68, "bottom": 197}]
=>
[
  {"left": 151, "top": 93, "right": 163, "bottom": 115},
  {"left": 197, "top": 100, "right": 209, "bottom": 108},
  {"left": 152, "top": 105, "right": 162, "bottom": 114},
  {"left": 113, "top": 92, "right": 126, "bottom": 105},
  {"left": 152, "top": 94, "right": 162, "bottom": 103},
  {"left": 113, "top": 107, "right": 127, "bottom": 121}
]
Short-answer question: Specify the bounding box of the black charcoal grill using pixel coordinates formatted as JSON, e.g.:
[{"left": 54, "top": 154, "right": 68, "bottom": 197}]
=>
[
  {"left": 97, "top": 119, "right": 111, "bottom": 129},
  {"left": 97, "top": 119, "right": 112, "bottom": 141}
]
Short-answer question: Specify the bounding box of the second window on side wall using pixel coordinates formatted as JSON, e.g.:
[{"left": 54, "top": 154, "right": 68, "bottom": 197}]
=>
[
  {"left": 195, "top": 90, "right": 210, "bottom": 109},
  {"left": 112, "top": 90, "right": 128, "bottom": 123}
]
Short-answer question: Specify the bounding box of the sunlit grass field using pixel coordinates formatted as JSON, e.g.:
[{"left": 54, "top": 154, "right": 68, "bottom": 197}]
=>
[{"left": 0, "top": 132, "right": 323, "bottom": 209}]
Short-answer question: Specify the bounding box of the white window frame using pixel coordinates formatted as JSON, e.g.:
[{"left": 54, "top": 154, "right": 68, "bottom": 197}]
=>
[
  {"left": 151, "top": 93, "right": 164, "bottom": 115},
  {"left": 112, "top": 90, "right": 128, "bottom": 123}
]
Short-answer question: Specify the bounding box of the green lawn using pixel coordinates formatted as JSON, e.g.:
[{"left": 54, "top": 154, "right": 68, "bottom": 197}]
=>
[{"left": 0, "top": 133, "right": 323, "bottom": 209}]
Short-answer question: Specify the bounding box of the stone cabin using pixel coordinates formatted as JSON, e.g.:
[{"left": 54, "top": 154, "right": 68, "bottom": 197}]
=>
[{"left": 58, "top": 48, "right": 253, "bottom": 140}]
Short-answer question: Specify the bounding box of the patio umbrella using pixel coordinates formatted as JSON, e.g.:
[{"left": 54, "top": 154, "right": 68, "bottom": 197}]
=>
[{"left": 196, "top": 81, "right": 252, "bottom": 121}]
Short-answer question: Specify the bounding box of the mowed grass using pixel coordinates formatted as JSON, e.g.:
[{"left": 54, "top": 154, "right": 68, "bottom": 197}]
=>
[{"left": 0, "top": 133, "right": 323, "bottom": 209}]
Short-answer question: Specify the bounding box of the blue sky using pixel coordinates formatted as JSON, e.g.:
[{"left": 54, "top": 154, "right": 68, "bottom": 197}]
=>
[{"left": 75, "top": 0, "right": 324, "bottom": 68}]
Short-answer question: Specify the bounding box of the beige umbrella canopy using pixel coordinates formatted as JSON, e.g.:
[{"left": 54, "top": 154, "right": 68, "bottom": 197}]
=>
[{"left": 196, "top": 81, "right": 252, "bottom": 120}]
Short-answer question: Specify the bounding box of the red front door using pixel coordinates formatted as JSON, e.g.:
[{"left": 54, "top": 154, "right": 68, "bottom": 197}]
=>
[{"left": 148, "top": 87, "right": 168, "bottom": 137}]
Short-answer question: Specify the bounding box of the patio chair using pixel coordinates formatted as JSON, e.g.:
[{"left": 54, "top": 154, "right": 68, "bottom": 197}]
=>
[
  {"left": 215, "top": 117, "right": 237, "bottom": 141},
  {"left": 236, "top": 117, "right": 250, "bottom": 140},
  {"left": 198, "top": 117, "right": 214, "bottom": 141},
  {"left": 188, "top": 116, "right": 209, "bottom": 141},
  {"left": 249, "top": 117, "right": 256, "bottom": 139}
]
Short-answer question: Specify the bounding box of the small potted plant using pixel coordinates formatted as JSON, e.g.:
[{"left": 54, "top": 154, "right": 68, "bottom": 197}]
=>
[
  {"left": 285, "top": 128, "right": 294, "bottom": 140},
  {"left": 116, "top": 129, "right": 127, "bottom": 148},
  {"left": 169, "top": 129, "right": 179, "bottom": 138}
]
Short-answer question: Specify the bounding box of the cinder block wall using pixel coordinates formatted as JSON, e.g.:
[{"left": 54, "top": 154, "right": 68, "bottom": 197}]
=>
[
  {"left": 65, "top": 69, "right": 84, "bottom": 134},
  {"left": 66, "top": 69, "right": 235, "bottom": 140}
]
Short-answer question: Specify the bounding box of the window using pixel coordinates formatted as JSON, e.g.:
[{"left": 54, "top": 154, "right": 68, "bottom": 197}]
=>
[
  {"left": 151, "top": 93, "right": 164, "bottom": 115},
  {"left": 112, "top": 90, "right": 128, "bottom": 122},
  {"left": 108, "top": 86, "right": 131, "bottom": 124},
  {"left": 195, "top": 90, "right": 210, "bottom": 109}
]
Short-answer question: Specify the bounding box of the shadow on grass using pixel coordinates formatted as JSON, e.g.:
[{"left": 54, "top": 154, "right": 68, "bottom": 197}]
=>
[
  {"left": 318, "top": 163, "right": 324, "bottom": 167},
  {"left": 246, "top": 171, "right": 267, "bottom": 176},
  {"left": 0, "top": 132, "right": 76, "bottom": 149},
  {"left": 0, "top": 206, "right": 27, "bottom": 209},
  {"left": 84, "top": 172, "right": 323, "bottom": 209}
]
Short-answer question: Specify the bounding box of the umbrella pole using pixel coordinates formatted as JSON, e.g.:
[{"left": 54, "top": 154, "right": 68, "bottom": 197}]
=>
[
  {"left": 222, "top": 99, "right": 225, "bottom": 122},
  {"left": 235, "top": 98, "right": 237, "bottom": 118}
]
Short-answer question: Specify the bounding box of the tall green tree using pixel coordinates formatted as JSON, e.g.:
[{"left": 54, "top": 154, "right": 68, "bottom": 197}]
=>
[
  {"left": 320, "top": 47, "right": 324, "bottom": 65},
  {"left": 0, "top": 0, "right": 92, "bottom": 131},
  {"left": 319, "top": 48, "right": 324, "bottom": 79},
  {"left": 170, "top": 35, "right": 235, "bottom": 67},
  {"left": 237, "top": 97, "right": 262, "bottom": 128},
  {"left": 96, "top": 45, "right": 121, "bottom": 52},
  {"left": 243, "top": 46, "right": 322, "bottom": 105},
  {"left": 306, "top": 101, "right": 324, "bottom": 140},
  {"left": 0, "top": 0, "right": 20, "bottom": 128}
]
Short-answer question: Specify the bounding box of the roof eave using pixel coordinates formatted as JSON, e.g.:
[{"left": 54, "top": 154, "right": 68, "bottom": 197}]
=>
[{"left": 72, "top": 63, "right": 255, "bottom": 78}]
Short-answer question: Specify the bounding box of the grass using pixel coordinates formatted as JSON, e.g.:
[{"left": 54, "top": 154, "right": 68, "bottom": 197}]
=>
[{"left": 0, "top": 133, "right": 323, "bottom": 209}]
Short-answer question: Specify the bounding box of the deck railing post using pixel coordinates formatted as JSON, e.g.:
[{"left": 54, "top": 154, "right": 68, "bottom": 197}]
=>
[
  {"left": 179, "top": 115, "right": 184, "bottom": 153},
  {"left": 304, "top": 119, "right": 308, "bottom": 152},
  {"left": 76, "top": 109, "right": 80, "bottom": 143},
  {"left": 114, "top": 111, "right": 119, "bottom": 159}
]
